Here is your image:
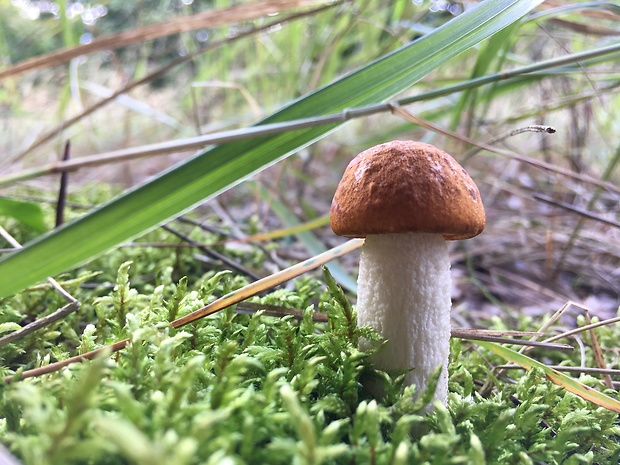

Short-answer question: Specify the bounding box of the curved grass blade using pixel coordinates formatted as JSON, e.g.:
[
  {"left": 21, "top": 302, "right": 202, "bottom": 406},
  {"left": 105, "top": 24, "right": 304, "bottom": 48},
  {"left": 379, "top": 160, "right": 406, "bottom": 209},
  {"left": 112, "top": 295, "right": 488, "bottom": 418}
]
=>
[
  {"left": 478, "top": 341, "right": 620, "bottom": 414},
  {"left": 255, "top": 184, "right": 357, "bottom": 293},
  {"left": 0, "top": 0, "right": 545, "bottom": 299}
]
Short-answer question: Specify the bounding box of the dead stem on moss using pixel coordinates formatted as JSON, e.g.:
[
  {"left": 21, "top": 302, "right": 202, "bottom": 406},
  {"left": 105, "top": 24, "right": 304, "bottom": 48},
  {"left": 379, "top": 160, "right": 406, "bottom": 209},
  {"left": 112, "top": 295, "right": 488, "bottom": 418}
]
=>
[
  {"left": 479, "top": 301, "right": 620, "bottom": 396},
  {"left": 234, "top": 302, "right": 572, "bottom": 349},
  {"left": 496, "top": 364, "right": 620, "bottom": 376}
]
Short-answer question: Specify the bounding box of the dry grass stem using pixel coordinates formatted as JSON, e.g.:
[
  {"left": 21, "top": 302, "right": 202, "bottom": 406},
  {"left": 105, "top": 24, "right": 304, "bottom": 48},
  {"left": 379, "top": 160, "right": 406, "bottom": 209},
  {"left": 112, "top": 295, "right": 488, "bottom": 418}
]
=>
[
  {"left": 0, "top": 226, "right": 79, "bottom": 347},
  {"left": 533, "top": 194, "right": 620, "bottom": 229},
  {"left": 479, "top": 301, "right": 574, "bottom": 396},
  {"left": 582, "top": 308, "right": 614, "bottom": 388},
  {"left": 388, "top": 103, "right": 620, "bottom": 193},
  {"left": 450, "top": 330, "right": 572, "bottom": 350},
  {"left": 0, "top": 0, "right": 327, "bottom": 81},
  {"left": 11, "top": 2, "right": 336, "bottom": 163},
  {"left": 495, "top": 364, "right": 620, "bottom": 377},
  {"left": 544, "top": 315, "right": 620, "bottom": 343},
  {"left": 4, "top": 239, "right": 364, "bottom": 383},
  {"left": 0, "top": 301, "right": 80, "bottom": 348}
]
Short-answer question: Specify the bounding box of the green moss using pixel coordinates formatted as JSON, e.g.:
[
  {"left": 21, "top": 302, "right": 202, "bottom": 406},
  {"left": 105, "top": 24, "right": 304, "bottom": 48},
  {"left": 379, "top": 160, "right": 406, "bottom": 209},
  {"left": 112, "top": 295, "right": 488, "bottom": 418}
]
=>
[{"left": 0, "top": 189, "right": 618, "bottom": 463}]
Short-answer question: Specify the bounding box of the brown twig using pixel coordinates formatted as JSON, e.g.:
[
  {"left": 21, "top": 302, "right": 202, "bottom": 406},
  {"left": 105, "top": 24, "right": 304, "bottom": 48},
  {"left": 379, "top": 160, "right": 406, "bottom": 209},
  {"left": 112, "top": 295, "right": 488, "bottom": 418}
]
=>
[
  {"left": 532, "top": 193, "right": 620, "bottom": 229},
  {"left": 0, "top": 300, "right": 79, "bottom": 348},
  {"left": 478, "top": 301, "right": 574, "bottom": 396},
  {"left": 161, "top": 224, "right": 263, "bottom": 282},
  {"left": 0, "top": 226, "right": 79, "bottom": 347},
  {"left": 450, "top": 329, "right": 572, "bottom": 350},
  {"left": 582, "top": 308, "right": 614, "bottom": 389},
  {"left": 55, "top": 141, "right": 71, "bottom": 228}
]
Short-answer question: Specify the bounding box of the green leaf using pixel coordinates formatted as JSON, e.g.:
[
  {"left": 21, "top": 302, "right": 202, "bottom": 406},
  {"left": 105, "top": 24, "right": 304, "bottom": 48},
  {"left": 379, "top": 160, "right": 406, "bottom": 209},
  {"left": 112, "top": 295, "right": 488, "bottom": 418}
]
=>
[
  {"left": 0, "top": 198, "right": 47, "bottom": 233},
  {"left": 256, "top": 183, "right": 357, "bottom": 293},
  {"left": 0, "top": 0, "right": 545, "bottom": 299},
  {"left": 0, "top": 322, "right": 22, "bottom": 335},
  {"left": 450, "top": 19, "right": 520, "bottom": 131}
]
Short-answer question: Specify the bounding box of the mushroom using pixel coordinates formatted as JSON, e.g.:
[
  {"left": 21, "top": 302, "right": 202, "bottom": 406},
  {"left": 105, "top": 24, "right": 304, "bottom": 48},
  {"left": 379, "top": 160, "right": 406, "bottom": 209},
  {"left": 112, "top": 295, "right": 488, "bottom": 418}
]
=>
[{"left": 330, "top": 140, "right": 485, "bottom": 405}]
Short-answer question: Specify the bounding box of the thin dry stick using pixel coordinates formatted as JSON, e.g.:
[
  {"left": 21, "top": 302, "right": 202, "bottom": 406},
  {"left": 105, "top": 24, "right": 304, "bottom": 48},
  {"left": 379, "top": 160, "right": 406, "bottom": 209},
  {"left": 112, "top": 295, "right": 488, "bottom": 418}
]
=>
[
  {"left": 162, "top": 224, "right": 263, "bottom": 281},
  {"left": 0, "top": 302, "right": 79, "bottom": 348},
  {"left": 388, "top": 104, "right": 619, "bottom": 193},
  {"left": 533, "top": 193, "right": 620, "bottom": 229},
  {"left": 583, "top": 308, "right": 614, "bottom": 389},
  {"left": 450, "top": 330, "right": 572, "bottom": 350},
  {"left": 0, "top": 226, "right": 75, "bottom": 303},
  {"left": 4, "top": 239, "right": 364, "bottom": 383},
  {"left": 478, "top": 301, "right": 574, "bottom": 396},
  {"left": 170, "top": 239, "right": 363, "bottom": 328},
  {"left": 543, "top": 315, "right": 620, "bottom": 344}
]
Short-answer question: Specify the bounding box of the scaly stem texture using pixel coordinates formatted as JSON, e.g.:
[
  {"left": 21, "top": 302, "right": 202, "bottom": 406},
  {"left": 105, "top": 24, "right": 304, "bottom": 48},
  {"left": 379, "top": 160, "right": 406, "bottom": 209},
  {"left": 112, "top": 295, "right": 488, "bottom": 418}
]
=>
[{"left": 356, "top": 233, "right": 451, "bottom": 404}]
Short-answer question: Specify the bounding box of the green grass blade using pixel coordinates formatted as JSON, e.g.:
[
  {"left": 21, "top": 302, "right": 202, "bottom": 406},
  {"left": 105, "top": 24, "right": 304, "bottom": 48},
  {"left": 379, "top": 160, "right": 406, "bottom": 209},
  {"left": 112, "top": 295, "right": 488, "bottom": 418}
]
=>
[
  {"left": 256, "top": 185, "right": 358, "bottom": 293},
  {"left": 0, "top": 0, "right": 545, "bottom": 299},
  {"left": 449, "top": 20, "right": 519, "bottom": 131},
  {"left": 478, "top": 341, "right": 620, "bottom": 414},
  {"left": 0, "top": 198, "right": 47, "bottom": 234}
]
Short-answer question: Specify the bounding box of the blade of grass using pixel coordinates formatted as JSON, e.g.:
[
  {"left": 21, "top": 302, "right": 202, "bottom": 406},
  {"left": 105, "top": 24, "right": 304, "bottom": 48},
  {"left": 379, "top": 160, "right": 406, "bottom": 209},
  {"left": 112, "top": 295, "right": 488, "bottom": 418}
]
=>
[
  {"left": 0, "top": 0, "right": 546, "bottom": 300},
  {"left": 450, "top": 20, "right": 519, "bottom": 132},
  {"left": 478, "top": 340, "right": 620, "bottom": 414},
  {"left": 256, "top": 184, "right": 357, "bottom": 293},
  {"left": 0, "top": 198, "right": 47, "bottom": 233}
]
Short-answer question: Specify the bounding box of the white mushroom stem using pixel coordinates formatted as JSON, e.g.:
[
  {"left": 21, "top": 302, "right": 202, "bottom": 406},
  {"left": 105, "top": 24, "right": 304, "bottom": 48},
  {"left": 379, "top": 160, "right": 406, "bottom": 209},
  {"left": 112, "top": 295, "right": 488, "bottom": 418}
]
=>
[{"left": 356, "top": 232, "right": 451, "bottom": 404}]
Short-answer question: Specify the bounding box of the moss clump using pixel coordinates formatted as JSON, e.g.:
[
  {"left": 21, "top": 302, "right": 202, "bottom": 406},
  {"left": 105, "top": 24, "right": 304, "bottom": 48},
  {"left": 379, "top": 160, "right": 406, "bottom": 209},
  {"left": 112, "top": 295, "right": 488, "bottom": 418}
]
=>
[{"left": 0, "top": 261, "right": 618, "bottom": 464}]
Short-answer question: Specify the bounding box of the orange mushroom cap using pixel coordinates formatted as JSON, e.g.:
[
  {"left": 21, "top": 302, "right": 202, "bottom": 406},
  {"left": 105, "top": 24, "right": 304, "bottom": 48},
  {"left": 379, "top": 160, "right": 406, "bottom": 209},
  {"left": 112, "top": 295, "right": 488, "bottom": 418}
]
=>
[{"left": 330, "top": 140, "right": 486, "bottom": 240}]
